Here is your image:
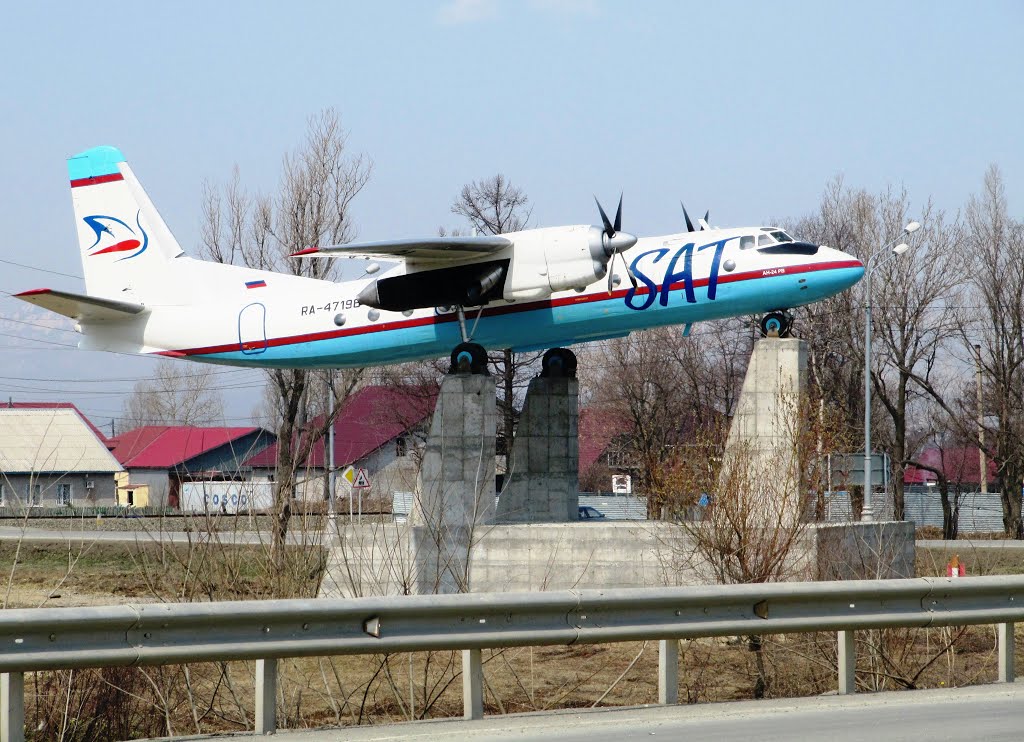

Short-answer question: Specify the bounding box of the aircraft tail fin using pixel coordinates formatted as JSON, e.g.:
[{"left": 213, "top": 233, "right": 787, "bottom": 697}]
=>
[{"left": 68, "top": 146, "right": 185, "bottom": 300}]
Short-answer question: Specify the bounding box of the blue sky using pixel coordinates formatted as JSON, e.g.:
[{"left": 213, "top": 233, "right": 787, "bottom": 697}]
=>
[{"left": 1, "top": 0, "right": 1021, "bottom": 427}]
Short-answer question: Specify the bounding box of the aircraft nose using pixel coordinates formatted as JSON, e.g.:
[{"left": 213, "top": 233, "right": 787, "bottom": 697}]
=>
[{"left": 825, "top": 246, "right": 865, "bottom": 288}]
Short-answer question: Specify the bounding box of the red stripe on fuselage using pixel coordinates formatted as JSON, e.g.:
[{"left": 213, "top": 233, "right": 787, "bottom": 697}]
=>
[
  {"left": 160, "top": 260, "right": 862, "bottom": 358},
  {"left": 70, "top": 173, "right": 124, "bottom": 188}
]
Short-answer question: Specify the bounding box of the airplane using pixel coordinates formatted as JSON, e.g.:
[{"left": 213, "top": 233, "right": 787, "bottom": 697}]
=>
[{"left": 16, "top": 146, "right": 865, "bottom": 377}]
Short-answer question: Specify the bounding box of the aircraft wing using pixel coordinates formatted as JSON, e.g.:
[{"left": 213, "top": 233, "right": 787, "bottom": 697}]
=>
[
  {"left": 291, "top": 235, "right": 513, "bottom": 261},
  {"left": 15, "top": 288, "right": 147, "bottom": 322}
]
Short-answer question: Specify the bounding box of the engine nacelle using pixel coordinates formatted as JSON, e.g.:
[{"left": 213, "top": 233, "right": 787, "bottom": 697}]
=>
[{"left": 503, "top": 225, "right": 609, "bottom": 301}]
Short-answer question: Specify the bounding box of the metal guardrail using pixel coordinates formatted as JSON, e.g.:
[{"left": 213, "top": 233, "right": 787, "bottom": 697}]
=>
[{"left": 2, "top": 576, "right": 1022, "bottom": 741}]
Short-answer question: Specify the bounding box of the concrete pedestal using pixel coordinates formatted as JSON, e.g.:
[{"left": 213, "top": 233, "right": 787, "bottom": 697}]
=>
[
  {"left": 720, "top": 336, "right": 807, "bottom": 525},
  {"left": 410, "top": 373, "right": 496, "bottom": 593},
  {"left": 495, "top": 376, "right": 579, "bottom": 524}
]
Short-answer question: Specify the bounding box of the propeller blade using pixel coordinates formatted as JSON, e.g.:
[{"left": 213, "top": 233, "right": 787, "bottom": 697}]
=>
[
  {"left": 607, "top": 252, "right": 615, "bottom": 294},
  {"left": 681, "top": 202, "right": 695, "bottom": 233},
  {"left": 625, "top": 262, "right": 639, "bottom": 289},
  {"left": 702, "top": 210, "right": 710, "bottom": 230},
  {"left": 613, "top": 193, "right": 623, "bottom": 233},
  {"left": 594, "top": 197, "right": 615, "bottom": 238}
]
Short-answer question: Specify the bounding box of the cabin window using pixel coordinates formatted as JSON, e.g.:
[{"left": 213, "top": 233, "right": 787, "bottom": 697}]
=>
[
  {"left": 740, "top": 235, "right": 755, "bottom": 250},
  {"left": 757, "top": 234, "right": 775, "bottom": 247}
]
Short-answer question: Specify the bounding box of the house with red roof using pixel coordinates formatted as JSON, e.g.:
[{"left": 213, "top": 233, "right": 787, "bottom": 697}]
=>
[
  {"left": 243, "top": 385, "right": 436, "bottom": 504},
  {"left": 578, "top": 407, "right": 637, "bottom": 493},
  {"left": 108, "top": 425, "right": 275, "bottom": 508},
  {"left": 0, "top": 402, "right": 122, "bottom": 510},
  {"left": 904, "top": 446, "right": 997, "bottom": 489}
]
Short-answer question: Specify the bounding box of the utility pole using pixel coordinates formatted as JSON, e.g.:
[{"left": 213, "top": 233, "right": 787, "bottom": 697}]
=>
[
  {"left": 327, "top": 374, "right": 337, "bottom": 526},
  {"left": 975, "top": 344, "right": 987, "bottom": 494}
]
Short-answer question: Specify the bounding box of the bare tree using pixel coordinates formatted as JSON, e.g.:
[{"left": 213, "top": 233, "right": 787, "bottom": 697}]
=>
[
  {"left": 870, "top": 196, "right": 967, "bottom": 520},
  {"left": 122, "top": 359, "right": 226, "bottom": 428},
  {"left": 963, "top": 166, "right": 1024, "bottom": 536},
  {"left": 200, "top": 109, "right": 373, "bottom": 565},
  {"left": 581, "top": 322, "right": 749, "bottom": 517},
  {"left": 451, "top": 174, "right": 532, "bottom": 235},
  {"left": 450, "top": 174, "right": 537, "bottom": 453}
]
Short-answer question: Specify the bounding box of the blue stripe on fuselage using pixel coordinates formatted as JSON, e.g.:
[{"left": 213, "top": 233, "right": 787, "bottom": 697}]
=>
[{"left": 188, "top": 265, "right": 863, "bottom": 369}]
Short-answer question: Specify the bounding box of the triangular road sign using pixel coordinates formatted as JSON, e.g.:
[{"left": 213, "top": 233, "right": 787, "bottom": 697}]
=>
[{"left": 353, "top": 468, "right": 371, "bottom": 489}]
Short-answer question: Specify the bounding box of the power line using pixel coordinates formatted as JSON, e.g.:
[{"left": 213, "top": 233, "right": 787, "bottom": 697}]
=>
[
  {"left": 0, "top": 314, "right": 79, "bottom": 334},
  {"left": 0, "top": 258, "right": 82, "bottom": 280},
  {"left": 0, "top": 330, "right": 78, "bottom": 348}
]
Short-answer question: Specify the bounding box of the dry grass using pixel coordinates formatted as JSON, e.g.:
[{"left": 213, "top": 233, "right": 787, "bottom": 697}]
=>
[{"left": 3, "top": 539, "right": 1024, "bottom": 740}]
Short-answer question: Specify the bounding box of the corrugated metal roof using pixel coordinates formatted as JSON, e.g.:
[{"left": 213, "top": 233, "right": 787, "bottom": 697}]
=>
[
  {"left": 109, "top": 426, "right": 261, "bottom": 468},
  {"left": 904, "top": 446, "right": 997, "bottom": 486},
  {"left": 0, "top": 408, "right": 122, "bottom": 473},
  {"left": 2, "top": 402, "right": 111, "bottom": 446}
]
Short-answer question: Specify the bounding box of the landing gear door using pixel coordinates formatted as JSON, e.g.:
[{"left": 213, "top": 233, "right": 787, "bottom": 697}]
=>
[{"left": 238, "top": 302, "right": 267, "bottom": 354}]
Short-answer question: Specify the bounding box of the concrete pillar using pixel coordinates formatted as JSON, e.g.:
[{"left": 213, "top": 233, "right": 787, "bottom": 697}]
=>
[
  {"left": 838, "top": 630, "right": 856, "bottom": 694},
  {"left": 255, "top": 658, "right": 277, "bottom": 734},
  {"left": 721, "top": 337, "right": 806, "bottom": 526},
  {"left": 496, "top": 376, "right": 579, "bottom": 523},
  {"left": 1, "top": 672, "right": 25, "bottom": 742},
  {"left": 413, "top": 373, "right": 497, "bottom": 593},
  {"left": 658, "top": 639, "right": 679, "bottom": 704},
  {"left": 998, "top": 622, "right": 1015, "bottom": 683},
  {"left": 462, "top": 648, "right": 484, "bottom": 719}
]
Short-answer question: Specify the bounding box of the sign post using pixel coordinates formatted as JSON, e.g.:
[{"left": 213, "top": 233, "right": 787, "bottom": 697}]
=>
[
  {"left": 341, "top": 466, "right": 356, "bottom": 519},
  {"left": 352, "top": 468, "right": 371, "bottom": 524}
]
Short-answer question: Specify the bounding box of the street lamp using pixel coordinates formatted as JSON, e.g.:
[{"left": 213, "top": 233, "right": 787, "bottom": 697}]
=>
[{"left": 862, "top": 220, "right": 920, "bottom": 522}]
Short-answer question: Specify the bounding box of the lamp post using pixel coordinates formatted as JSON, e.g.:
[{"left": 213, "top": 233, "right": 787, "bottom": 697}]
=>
[{"left": 862, "top": 220, "right": 920, "bottom": 522}]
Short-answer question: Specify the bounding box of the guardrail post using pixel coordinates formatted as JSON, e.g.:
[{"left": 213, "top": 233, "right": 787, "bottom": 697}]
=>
[
  {"left": 255, "top": 658, "right": 277, "bottom": 734},
  {"left": 838, "top": 630, "right": 856, "bottom": 694},
  {"left": 998, "top": 622, "right": 1015, "bottom": 683},
  {"left": 1, "top": 671, "right": 25, "bottom": 742},
  {"left": 462, "top": 648, "right": 484, "bottom": 720},
  {"left": 658, "top": 639, "right": 679, "bottom": 704}
]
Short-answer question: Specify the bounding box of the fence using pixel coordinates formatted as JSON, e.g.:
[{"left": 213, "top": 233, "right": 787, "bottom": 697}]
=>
[
  {"left": 824, "top": 490, "right": 1009, "bottom": 532},
  {"left": 2, "top": 576, "right": 1023, "bottom": 741}
]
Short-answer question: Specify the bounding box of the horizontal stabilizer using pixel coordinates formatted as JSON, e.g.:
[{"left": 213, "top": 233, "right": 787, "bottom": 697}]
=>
[
  {"left": 292, "top": 235, "right": 513, "bottom": 261},
  {"left": 15, "top": 288, "right": 146, "bottom": 322}
]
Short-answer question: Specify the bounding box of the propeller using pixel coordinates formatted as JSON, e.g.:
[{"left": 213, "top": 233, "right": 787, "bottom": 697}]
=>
[
  {"left": 681, "top": 203, "right": 711, "bottom": 232},
  {"left": 681, "top": 202, "right": 695, "bottom": 233},
  {"left": 595, "top": 194, "right": 638, "bottom": 294}
]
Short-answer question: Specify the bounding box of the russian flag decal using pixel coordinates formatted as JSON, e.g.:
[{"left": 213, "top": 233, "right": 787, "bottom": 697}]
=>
[{"left": 246, "top": 280, "right": 267, "bottom": 289}]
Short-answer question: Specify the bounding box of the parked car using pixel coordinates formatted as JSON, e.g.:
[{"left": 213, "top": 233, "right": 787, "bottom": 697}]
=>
[{"left": 578, "top": 505, "right": 606, "bottom": 520}]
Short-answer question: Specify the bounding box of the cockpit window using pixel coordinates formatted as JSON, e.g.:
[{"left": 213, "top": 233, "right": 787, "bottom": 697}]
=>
[
  {"left": 770, "top": 230, "right": 794, "bottom": 243},
  {"left": 740, "top": 235, "right": 755, "bottom": 250},
  {"left": 757, "top": 234, "right": 774, "bottom": 247}
]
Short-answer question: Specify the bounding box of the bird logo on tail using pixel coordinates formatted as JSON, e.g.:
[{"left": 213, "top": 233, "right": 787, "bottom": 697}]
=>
[{"left": 83, "top": 211, "right": 148, "bottom": 261}]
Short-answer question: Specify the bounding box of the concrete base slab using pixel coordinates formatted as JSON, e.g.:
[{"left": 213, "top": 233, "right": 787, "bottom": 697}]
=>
[{"left": 319, "top": 520, "right": 914, "bottom": 597}]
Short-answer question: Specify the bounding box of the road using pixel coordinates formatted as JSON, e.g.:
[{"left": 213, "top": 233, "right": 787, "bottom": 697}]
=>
[{"left": 191, "top": 684, "right": 1024, "bottom": 742}]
